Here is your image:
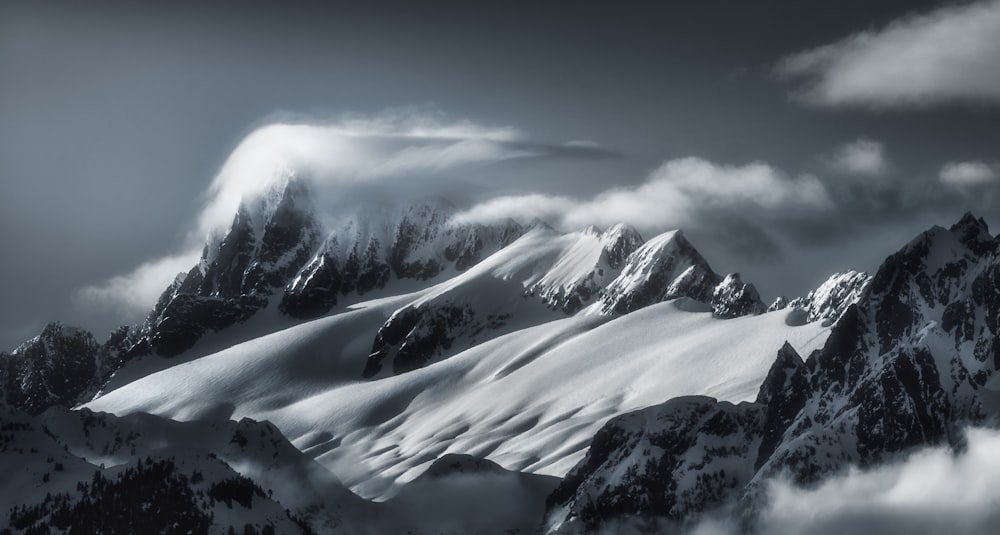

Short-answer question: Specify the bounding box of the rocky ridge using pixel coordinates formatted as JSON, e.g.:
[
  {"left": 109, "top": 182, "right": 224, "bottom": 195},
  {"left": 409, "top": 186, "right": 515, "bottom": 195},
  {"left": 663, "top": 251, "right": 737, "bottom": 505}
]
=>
[{"left": 542, "top": 213, "right": 1000, "bottom": 532}]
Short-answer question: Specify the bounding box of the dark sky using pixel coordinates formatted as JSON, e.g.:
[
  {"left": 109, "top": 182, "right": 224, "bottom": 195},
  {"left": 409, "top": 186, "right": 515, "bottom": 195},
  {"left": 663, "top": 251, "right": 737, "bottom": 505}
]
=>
[{"left": 2, "top": 0, "right": 999, "bottom": 349}]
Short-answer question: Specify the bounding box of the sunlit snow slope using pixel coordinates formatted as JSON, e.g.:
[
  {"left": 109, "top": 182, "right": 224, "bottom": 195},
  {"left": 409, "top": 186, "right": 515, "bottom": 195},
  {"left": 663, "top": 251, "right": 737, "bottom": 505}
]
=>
[{"left": 87, "top": 295, "right": 828, "bottom": 500}]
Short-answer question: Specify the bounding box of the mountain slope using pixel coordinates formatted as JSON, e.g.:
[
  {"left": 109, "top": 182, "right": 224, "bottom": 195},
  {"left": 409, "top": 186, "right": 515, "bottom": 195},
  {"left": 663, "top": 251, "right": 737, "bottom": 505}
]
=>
[
  {"left": 364, "top": 223, "right": 771, "bottom": 377},
  {"left": 541, "top": 213, "right": 1000, "bottom": 532},
  {"left": 86, "top": 295, "right": 829, "bottom": 500}
]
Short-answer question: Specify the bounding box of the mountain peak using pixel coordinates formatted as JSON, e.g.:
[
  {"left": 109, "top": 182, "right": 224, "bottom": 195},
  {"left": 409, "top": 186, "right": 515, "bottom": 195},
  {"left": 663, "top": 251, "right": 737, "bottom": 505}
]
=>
[
  {"left": 712, "top": 273, "right": 766, "bottom": 318},
  {"left": 597, "top": 228, "right": 764, "bottom": 318},
  {"left": 951, "top": 211, "right": 989, "bottom": 234},
  {"left": 949, "top": 211, "right": 994, "bottom": 254},
  {"left": 786, "top": 270, "right": 872, "bottom": 325},
  {"left": 600, "top": 223, "right": 644, "bottom": 270}
]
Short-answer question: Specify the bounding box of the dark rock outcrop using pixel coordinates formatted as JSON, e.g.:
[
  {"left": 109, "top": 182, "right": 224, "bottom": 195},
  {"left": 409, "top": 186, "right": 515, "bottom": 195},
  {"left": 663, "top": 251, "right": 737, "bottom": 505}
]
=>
[
  {"left": 0, "top": 323, "right": 100, "bottom": 414},
  {"left": 544, "top": 396, "right": 765, "bottom": 533}
]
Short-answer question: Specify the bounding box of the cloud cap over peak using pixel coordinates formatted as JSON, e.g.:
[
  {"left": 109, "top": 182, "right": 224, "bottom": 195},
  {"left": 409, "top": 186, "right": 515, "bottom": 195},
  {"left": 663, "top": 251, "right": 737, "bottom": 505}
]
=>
[{"left": 72, "top": 107, "right": 619, "bottom": 328}]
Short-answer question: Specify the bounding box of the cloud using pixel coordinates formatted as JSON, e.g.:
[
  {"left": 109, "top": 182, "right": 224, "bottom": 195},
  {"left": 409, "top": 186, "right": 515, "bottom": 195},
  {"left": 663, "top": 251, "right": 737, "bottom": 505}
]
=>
[
  {"left": 331, "top": 104, "right": 524, "bottom": 141},
  {"left": 676, "top": 427, "right": 1000, "bottom": 535},
  {"left": 454, "top": 157, "right": 832, "bottom": 234},
  {"left": 74, "top": 251, "right": 201, "bottom": 320},
  {"left": 362, "top": 138, "right": 543, "bottom": 178},
  {"left": 939, "top": 161, "right": 999, "bottom": 188},
  {"left": 778, "top": 0, "right": 1000, "bottom": 107},
  {"left": 826, "top": 138, "right": 890, "bottom": 177},
  {"left": 753, "top": 427, "right": 1000, "bottom": 535}
]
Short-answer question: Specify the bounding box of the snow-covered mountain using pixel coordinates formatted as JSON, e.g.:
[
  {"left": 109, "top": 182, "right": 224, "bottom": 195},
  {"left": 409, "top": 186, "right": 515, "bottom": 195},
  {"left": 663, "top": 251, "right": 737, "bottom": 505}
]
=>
[
  {"left": 0, "top": 324, "right": 137, "bottom": 415},
  {"left": 4, "top": 181, "right": 781, "bottom": 417},
  {"left": 12, "top": 184, "right": 990, "bottom": 533},
  {"left": 136, "top": 177, "right": 526, "bottom": 359},
  {"left": 542, "top": 213, "right": 1000, "bottom": 532},
  {"left": 770, "top": 269, "right": 873, "bottom": 326}
]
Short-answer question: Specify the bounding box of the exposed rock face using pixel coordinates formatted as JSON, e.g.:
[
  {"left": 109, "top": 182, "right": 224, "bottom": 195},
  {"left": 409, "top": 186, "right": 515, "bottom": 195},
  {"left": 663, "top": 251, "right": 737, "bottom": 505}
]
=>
[
  {"left": 139, "top": 176, "right": 321, "bottom": 356},
  {"left": 598, "top": 231, "right": 766, "bottom": 318},
  {"left": 543, "top": 212, "right": 1000, "bottom": 532},
  {"left": 0, "top": 323, "right": 146, "bottom": 415},
  {"left": 0, "top": 323, "right": 100, "bottom": 415},
  {"left": 281, "top": 203, "right": 524, "bottom": 319},
  {"left": 527, "top": 224, "right": 646, "bottom": 314},
  {"left": 363, "top": 302, "right": 510, "bottom": 377},
  {"left": 760, "top": 213, "right": 998, "bottom": 483},
  {"left": 599, "top": 230, "right": 716, "bottom": 314},
  {"left": 786, "top": 270, "right": 873, "bottom": 325},
  {"left": 752, "top": 342, "right": 809, "bottom": 471},
  {"left": 544, "top": 396, "right": 766, "bottom": 533},
  {"left": 712, "top": 273, "right": 767, "bottom": 319},
  {"left": 132, "top": 180, "right": 525, "bottom": 356}
]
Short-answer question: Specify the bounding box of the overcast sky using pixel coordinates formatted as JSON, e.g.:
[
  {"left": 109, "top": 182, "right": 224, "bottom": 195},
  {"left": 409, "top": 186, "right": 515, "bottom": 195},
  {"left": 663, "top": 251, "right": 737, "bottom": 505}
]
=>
[{"left": 2, "top": 0, "right": 1000, "bottom": 349}]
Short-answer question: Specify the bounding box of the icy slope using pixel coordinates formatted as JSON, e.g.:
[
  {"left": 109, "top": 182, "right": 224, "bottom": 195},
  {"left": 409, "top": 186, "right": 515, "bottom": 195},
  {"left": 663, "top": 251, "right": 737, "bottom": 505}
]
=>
[{"left": 87, "top": 297, "right": 828, "bottom": 500}]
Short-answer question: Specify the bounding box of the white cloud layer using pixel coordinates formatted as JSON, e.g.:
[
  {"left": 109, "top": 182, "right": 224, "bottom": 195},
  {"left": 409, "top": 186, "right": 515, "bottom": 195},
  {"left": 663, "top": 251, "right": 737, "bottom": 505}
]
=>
[
  {"left": 74, "top": 251, "right": 201, "bottom": 320},
  {"left": 827, "top": 138, "right": 889, "bottom": 176},
  {"left": 778, "top": 0, "right": 1000, "bottom": 107},
  {"left": 939, "top": 161, "right": 999, "bottom": 188},
  {"left": 754, "top": 427, "right": 1000, "bottom": 535},
  {"left": 454, "top": 157, "right": 832, "bottom": 233},
  {"left": 680, "top": 427, "right": 1000, "bottom": 535}
]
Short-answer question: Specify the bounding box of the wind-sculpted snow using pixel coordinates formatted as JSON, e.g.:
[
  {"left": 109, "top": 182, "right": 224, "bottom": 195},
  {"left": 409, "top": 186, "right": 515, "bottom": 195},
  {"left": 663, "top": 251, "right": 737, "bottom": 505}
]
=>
[
  {"left": 363, "top": 225, "right": 642, "bottom": 377},
  {"left": 17, "top": 187, "right": 777, "bottom": 403},
  {"left": 542, "top": 212, "right": 1000, "bottom": 533},
  {"left": 85, "top": 297, "right": 828, "bottom": 501},
  {"left": 365, "top": 224, "right": 771, "bottom": 378}
]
